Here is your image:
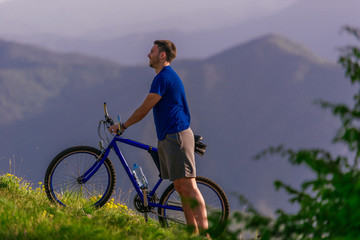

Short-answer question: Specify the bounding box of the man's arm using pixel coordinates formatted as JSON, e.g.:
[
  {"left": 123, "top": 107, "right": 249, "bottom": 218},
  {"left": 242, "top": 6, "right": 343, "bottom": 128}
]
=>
[
  {"left": 123, "top": 93, "right": 161, "bottom": 128},
  {"left": 108, "top": 93, "right": 161, "bottom": 134}
]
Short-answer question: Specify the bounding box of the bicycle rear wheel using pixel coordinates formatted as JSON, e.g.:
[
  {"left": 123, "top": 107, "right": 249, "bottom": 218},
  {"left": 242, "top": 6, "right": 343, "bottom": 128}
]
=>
[
  {"left": 44, "top": 146, "right": 116, "bottom": 208},
  {"left": 158, "top": 176, "right": 229, "bottom": 231}
]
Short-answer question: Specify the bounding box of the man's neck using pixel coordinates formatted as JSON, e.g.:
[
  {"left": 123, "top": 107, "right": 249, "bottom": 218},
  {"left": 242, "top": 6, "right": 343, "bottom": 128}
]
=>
[{"left": 155, "top": 62, "right": 170, "bottom": 74}]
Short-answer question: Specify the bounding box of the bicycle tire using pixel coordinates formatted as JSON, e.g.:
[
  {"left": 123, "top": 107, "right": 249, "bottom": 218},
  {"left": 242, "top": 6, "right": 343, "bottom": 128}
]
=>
[
  {"left": 158, "top": 176, "right": 229, "bottom": 230},
  {"left": 44, "top": 146, "right": 116, "bottom": 208}
]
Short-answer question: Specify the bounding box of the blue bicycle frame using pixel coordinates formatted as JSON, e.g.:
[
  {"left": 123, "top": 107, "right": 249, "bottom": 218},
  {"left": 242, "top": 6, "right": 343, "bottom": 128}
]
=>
[{"left": 79, "top": 135, "right": 183, "bottom": 212}]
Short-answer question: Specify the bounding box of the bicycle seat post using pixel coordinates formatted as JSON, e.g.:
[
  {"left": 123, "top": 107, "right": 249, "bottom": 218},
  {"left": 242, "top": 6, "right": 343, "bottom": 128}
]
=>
[{"left": 142, "top": 188, "right": 148, "bottom": 222}]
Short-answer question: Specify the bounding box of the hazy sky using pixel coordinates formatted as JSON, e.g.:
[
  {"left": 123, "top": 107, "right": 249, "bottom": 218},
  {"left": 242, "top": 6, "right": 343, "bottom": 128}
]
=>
[
  {"left": 0, "top": 0, "right": 300, "bottom": 38},
  {"left": 0, "top": 0, "right": 359, "bottom": 63}
]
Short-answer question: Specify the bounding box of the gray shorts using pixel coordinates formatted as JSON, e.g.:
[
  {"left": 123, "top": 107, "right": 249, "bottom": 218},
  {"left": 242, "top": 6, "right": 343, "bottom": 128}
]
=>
[{"left": 157, "top": 128, "right": 196, "bottom": 181}]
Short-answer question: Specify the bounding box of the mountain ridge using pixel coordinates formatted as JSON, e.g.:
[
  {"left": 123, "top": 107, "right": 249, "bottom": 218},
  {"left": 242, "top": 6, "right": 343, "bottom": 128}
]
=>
[
  {"left": 0, "top": 38, "right": 121, "bottom": 67},
  {"left": 0, "top": 38, "right": 126, "bottom": 125},
  {"left": 0, "top": 33, "right": 332, "bottom": 125},
  {"left": 207, "top": 34, "right": 331, "bottom": 66}
]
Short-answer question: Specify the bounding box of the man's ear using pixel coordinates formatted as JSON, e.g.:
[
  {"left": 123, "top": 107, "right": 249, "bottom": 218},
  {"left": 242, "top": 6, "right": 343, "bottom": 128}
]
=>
[{"left": 159, "top": 51, "right": 166, "bottom": 60}]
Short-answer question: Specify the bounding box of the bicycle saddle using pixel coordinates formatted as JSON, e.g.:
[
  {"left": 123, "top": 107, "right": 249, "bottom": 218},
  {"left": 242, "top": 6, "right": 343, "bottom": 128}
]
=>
[
  {"left": 194, "top": 135, "right": 206, "bottom": 156},
  {"left": 194, "top": 135, "right": 203, "bottom": 143}
]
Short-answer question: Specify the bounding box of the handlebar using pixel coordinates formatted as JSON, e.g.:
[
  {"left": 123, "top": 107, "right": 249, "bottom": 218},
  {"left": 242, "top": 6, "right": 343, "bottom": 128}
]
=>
[
  {"left": 103, "top": 102, "right": 114, "bottom": 124},
  {"left": 104, "top": 102, "right": 110, "bottom": 119},
  {"left": 103, "top": 102, "right": 122, "bottom": 135}
]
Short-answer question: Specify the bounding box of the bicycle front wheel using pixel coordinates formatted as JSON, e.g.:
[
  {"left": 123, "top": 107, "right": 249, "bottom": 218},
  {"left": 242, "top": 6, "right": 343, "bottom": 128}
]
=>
[
  {"left": 158, "top": 176, "right": 229, "bottom": 230},
  {"left": 44, "top": 146, "right": 116, "bottom": 208}
]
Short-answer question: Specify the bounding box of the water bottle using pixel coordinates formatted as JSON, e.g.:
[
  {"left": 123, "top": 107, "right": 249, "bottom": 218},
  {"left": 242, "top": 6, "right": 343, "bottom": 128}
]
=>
[{"left": 132, "top": 163, "right": 148, "bottom": 189}]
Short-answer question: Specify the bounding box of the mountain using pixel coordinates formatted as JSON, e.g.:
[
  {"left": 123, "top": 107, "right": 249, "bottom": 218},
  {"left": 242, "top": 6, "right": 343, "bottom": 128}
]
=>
[
  {"left": 0, "top": 35, "right": 353, "bottom": 216},
  {"left": 0, "top": 39, "right": 126, "bottom": 125}
]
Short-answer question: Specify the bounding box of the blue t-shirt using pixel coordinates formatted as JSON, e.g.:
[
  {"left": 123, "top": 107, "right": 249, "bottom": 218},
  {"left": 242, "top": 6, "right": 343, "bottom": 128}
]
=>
[{"left": 149, "top": 66, "right": 190, "bottom": 141}]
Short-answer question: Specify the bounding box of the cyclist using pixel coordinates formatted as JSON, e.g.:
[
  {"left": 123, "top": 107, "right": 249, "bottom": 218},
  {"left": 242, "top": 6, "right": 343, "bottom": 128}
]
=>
[{"left": 108, "top": 40, "right": 209, "bottom": 234}]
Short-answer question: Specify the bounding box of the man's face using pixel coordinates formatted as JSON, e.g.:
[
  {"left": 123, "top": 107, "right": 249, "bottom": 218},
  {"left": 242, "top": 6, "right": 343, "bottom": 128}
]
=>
[{"left": 148, "top": 44, "right": 161, "bottom": 69}]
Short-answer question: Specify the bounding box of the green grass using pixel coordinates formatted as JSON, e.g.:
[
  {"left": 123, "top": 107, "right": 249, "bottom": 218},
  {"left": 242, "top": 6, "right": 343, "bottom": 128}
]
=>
[{"left": 0, "top": 173, "right": 206, "bottom": 240}]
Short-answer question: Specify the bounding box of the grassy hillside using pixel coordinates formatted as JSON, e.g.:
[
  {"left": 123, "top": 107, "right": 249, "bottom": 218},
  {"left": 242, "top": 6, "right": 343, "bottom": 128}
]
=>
[{"left": 0, "top": 173, "right": 207, "bottom": 240}]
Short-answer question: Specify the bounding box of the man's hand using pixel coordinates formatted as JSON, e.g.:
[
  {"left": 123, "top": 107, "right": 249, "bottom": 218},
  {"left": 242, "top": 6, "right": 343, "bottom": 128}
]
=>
[{"left": 108, "top": 123, "right": 125, "bottom": 135}]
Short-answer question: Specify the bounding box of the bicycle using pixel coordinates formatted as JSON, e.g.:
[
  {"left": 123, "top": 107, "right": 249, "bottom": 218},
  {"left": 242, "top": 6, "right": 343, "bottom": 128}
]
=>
[{"left": 44, "top": 103, "right": 229, "bottom": 229}]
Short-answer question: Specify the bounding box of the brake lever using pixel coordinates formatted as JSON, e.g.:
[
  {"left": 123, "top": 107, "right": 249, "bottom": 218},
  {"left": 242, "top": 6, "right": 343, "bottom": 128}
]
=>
[{"left": 105, "top": 116, "right": 115, "bottom": 126}]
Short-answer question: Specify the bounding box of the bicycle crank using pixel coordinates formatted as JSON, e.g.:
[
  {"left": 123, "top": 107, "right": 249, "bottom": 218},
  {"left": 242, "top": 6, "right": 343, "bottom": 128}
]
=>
[{"left": 133, "top": 193, "right": 156, "bottom": 213}]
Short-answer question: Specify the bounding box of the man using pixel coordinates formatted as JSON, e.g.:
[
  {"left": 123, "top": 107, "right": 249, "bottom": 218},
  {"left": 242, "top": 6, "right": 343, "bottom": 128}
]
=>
[{"left": 108, "top": 40, "right": 208, "bottom": 233}]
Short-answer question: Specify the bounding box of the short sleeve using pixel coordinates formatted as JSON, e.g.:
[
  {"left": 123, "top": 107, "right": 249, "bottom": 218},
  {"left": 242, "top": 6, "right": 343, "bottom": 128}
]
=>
[{"left": 150, "top": 74, "right": 167, "bottom": 97}]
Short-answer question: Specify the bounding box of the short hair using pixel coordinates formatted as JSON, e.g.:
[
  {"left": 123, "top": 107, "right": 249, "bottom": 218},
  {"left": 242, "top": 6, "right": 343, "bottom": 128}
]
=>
[{"left": 154, "top": 40, "right": 177, "bottom": 63}]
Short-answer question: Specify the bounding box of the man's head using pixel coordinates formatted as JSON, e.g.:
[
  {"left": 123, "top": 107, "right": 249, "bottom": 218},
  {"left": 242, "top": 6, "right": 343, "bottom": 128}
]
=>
[
  {"left": 153, "top": 40, "right": 177, "bottom": 63},
  {"left": 148, "top": 40, "right": 177, "bottom": 72}
]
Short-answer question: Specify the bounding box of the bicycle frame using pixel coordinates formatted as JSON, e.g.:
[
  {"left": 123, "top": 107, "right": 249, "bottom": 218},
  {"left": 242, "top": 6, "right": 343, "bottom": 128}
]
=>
[{"left": 79, "top": 135, "right": 183, "bottom": 212}]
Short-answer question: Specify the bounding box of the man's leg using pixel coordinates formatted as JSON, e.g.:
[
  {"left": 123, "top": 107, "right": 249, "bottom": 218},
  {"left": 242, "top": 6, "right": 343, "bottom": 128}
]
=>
[{"left": 173, "top": 177, "right": 208, "bottom": 232}]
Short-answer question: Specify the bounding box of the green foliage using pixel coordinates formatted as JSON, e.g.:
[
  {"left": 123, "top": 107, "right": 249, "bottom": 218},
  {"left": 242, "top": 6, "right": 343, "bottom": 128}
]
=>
[
  {"left": 233, "top": 26, "right": 360, "bottom": 239},
  {"left": 0, "top": 173, "right": 204, "bottom": 240}
]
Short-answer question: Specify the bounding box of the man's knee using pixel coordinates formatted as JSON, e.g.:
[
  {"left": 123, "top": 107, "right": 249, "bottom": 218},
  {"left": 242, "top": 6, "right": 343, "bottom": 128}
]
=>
[{"left": 173, "top": 177, "right": 196, "bottom": 196}]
